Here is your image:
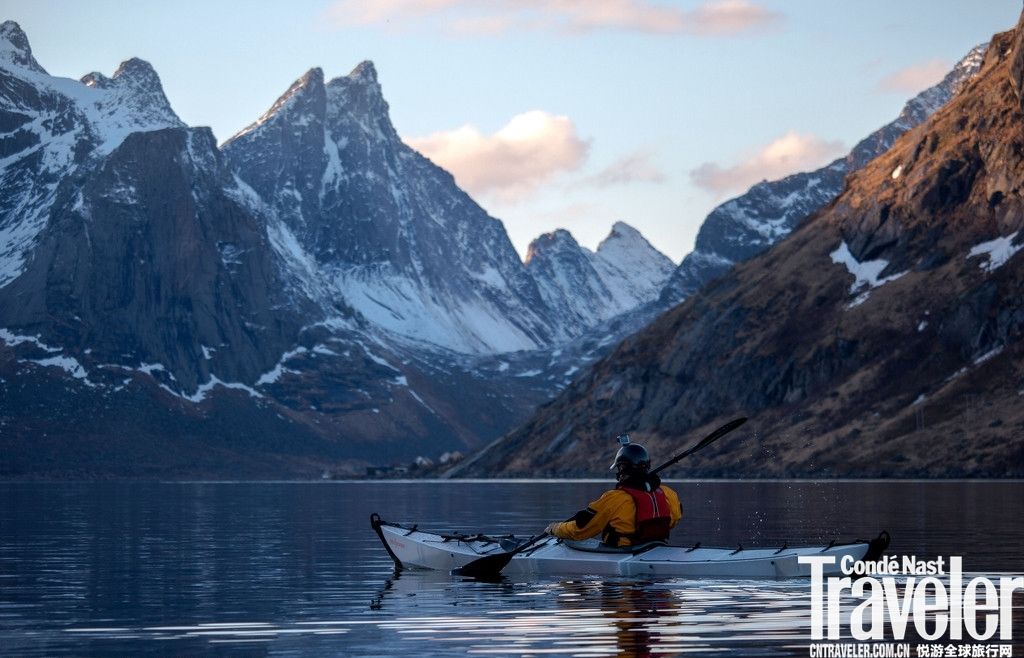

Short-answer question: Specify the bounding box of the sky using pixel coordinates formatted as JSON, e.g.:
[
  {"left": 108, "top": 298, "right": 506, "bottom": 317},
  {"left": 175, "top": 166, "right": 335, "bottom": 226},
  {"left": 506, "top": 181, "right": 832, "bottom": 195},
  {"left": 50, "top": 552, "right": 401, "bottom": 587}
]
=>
[{"left": 3, "top": 1, "right": 1021, "bottom": 262}]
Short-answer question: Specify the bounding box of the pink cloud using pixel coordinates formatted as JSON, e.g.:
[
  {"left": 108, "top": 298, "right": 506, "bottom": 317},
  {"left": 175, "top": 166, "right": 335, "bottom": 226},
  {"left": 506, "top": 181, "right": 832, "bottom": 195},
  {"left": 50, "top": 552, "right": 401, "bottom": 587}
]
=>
[
  {"left": 581, "top": 150, "right": 667, "bottom": 187},
  {"left": 406, "top": 111, "right": 591, "bottom": 201},
  {"left": 877, "top": 59, "right": 950, "bottom": 94},
  {"left": 682, "top": 0, "right": 783, "bottom": 36},
  {"left": 323, "top": 0, "right": 782, "bottom": 36},
  {"left": 690, "top": 131, "right": 846, "bottom": 197}
]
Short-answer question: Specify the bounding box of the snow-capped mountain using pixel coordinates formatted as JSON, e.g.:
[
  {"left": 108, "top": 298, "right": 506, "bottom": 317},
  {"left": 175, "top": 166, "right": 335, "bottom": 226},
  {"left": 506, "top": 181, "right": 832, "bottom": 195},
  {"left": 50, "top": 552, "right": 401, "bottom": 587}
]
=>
[
  {"left": 526, "top": 221, "right": 674, "bottom": 330},
  {"left": 660, "top": 42, "right": 988, "bottom": 305},
  {"left": 222, "top": 64, "right": 560, "bottom": 355},
  {"left": 592, "top": 222, "right": 676, "bottom": 304},
  {"left": 0, "top": 20, "right": 317, "bottom": 397},
  {"left": 0, "top": 21, "right": 674, "bottom": 477},
  {"left": 0, "top": 21, "right": 185, "bottom": 290}
]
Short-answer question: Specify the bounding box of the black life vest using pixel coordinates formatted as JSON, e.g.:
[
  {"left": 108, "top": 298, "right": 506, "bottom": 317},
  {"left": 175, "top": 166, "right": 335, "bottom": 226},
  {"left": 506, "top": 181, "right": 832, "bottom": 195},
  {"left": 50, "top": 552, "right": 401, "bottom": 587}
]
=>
[{"left": 614, "top": 485, "right": 672, "bottom": 545}]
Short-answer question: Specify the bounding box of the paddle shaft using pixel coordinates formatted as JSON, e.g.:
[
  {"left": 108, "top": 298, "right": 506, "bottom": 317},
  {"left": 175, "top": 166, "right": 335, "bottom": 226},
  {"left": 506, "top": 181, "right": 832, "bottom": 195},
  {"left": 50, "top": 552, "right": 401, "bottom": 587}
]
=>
[{"left": 650, "top": 417, "right": 747, "bottom": 476}]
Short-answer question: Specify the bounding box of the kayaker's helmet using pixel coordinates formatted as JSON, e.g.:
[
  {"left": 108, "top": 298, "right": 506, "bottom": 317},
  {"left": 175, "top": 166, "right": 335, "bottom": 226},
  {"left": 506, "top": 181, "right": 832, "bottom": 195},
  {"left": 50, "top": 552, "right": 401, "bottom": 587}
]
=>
[{"left": 610, "top": 443, "right": 650, "bottom": 476}]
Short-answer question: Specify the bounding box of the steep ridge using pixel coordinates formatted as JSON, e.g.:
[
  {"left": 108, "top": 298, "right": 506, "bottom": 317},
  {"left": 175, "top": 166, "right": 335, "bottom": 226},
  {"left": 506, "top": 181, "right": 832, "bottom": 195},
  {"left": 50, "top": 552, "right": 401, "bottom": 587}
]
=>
[
  {"left": 223, "top": 64, "right": 559, "bottom": 354},
  {"left": 660, "top": 43, "right": 988, "bottom": 305},
  {"left": 453, "top": 17, "right": 1024, "bottom": 478}
]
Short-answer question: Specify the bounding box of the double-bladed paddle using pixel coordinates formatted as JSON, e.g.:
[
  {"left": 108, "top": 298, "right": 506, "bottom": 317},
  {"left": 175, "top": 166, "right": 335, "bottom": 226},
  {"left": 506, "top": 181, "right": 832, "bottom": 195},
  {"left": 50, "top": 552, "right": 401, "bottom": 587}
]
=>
[{"left": 452, "top": 416, "right": 748, "bottom": 579}]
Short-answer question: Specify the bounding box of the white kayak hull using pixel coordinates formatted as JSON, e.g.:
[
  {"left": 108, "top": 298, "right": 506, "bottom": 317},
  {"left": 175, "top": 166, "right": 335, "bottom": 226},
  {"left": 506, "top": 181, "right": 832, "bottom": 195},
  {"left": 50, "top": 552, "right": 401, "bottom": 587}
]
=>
[{"left": 370, "top": 514, "right": 890, "bottom": 579}]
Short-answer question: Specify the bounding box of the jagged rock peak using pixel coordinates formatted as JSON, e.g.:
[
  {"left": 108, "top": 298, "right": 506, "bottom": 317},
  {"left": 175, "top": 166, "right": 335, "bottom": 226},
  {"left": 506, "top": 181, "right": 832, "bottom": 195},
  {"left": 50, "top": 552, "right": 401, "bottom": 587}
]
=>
[
  {"left": 80, "top": 71, "right": 111, "bottom": 87},
  {"left": 600, "top": 221, "right": 643, "bottom": 245},
  {"left": 597, "top": 221, "right": 674, "bottom": 266},
  {"left": 326, "top": 60, "right": 388, "bottom": 111},
  {"left": 349, "top": 60, "right": 378, "bottom": 84},
  {"left": 611, "top": 220, "right": 640, "bottom": 234},
  {"left": 227, "top": 67, "right": 326, "bottom": 141},
  {"left": 525, "top": 229, "right": 583, "bottom": 263},
  {"left": 0, "top": 20, "right": 46, "bottom": 73},
  {"left": 82, "top": 57, "right": 163, "bottom": 91},
  {"left": 953, "top": 42, "right": 988, "bottom": 78},
  {"left": 298, "top": 66, "right": 325, "bottom": 87},
  {"left": 78, "top": 56, "right": 183, "bottom": 131},
  {"left": 113, "top": 57, "right": 163, "bottom": 88},
  {"left": 272, "top": 67, "right": 326, "bottom": 110}
]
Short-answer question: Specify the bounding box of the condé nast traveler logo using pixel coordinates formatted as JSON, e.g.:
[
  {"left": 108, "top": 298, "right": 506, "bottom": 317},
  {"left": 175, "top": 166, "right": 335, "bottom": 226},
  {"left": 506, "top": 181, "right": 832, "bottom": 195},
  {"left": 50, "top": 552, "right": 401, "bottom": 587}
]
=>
[{"left": 799, "top": 554, "right": 1022, "bottom": 657}]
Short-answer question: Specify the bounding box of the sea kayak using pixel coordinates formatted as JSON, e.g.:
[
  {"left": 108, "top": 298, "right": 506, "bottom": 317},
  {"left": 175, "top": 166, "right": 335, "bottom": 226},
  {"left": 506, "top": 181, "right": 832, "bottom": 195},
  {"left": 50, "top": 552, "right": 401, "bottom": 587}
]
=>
[{"left": 370, "top": 514, "right": 890, "bottom": 579}]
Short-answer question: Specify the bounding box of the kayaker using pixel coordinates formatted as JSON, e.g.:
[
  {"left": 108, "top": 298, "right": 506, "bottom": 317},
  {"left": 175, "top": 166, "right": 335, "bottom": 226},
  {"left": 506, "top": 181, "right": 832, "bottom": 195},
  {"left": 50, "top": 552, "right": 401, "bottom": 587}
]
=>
[{"left": 545, "top": 442, "right": 682, "bottom": 547}]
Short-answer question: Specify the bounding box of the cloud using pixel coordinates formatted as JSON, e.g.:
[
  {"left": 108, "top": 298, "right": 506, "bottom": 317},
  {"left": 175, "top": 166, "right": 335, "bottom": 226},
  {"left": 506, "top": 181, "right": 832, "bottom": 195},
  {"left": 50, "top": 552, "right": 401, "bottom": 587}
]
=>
[
  {"left": 682, "top": 0, "right": 782, "bottom": 36},
  {"left": 690, "top": 131, "right": 846, "bottom": 196},
  {"left": 406, "top": 111, "right": 590, "bottom": 201},
  {"left": 323, "top": 0, "right": 460, "bottom": 26},
  {"left": 877, "top": 59, "right": 950, "bottom": 95},
  {"left": 580, "top": 150, "right": 667, "bottom": 187},
  {"left": 323, "top": 0, "right": 782, "bottom": 36}
]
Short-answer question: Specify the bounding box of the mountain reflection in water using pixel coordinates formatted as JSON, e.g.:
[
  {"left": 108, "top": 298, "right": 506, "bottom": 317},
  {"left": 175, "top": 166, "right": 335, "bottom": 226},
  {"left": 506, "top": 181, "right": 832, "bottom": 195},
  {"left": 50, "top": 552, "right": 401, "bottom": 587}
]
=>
[
  {"left": 369, "top": 570, "right": 823, "bottom": 656},
  {"left": 0, "top": 480, "right": 1021, "bottom": 656}
]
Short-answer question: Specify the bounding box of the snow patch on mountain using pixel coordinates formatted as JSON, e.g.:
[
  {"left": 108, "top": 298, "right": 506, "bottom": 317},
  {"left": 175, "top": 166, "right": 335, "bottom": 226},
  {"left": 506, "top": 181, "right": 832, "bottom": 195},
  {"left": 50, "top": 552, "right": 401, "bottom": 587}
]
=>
[
  {"left": 0, "top": 327, "right": 61, "bottom": 352},
  {"left": 162, "top": 376, "right": 264, "bottom": 403},
  {"left": 257, "top": 346, "right": 310, "bottom": 386},
  {"left": 968, "top": 231, "right": 1022, "bottom": 272},
  {"left": 336, "top": 269, "right": 544, "bottom": 353},
  {"left": 830, "top": 241, "right": 906, "bottom": 293},
  {"left": 22, "top": 355, "right": 95, "bottom": 386}
]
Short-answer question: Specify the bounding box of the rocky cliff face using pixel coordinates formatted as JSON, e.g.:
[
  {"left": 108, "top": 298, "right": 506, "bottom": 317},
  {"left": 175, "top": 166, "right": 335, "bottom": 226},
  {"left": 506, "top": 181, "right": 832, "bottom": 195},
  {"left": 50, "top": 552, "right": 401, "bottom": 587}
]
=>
[
  {"left": 1, "top": 127, "right": 311, "bottom": 391},
  {"left": 0, "top": 22, "right": 676, "bottom": 477},
  {"left": 453, "top": 18, "right": 1024, "bottom": 478},
  {"left": 660, "top": 43, "right": 988, "bottom": 305},
  {"left": 0, "top": 19, "right": 313, "bottom": 395},
  {"left": 0, "top": 21, "right": 186, "bottom": 290}
]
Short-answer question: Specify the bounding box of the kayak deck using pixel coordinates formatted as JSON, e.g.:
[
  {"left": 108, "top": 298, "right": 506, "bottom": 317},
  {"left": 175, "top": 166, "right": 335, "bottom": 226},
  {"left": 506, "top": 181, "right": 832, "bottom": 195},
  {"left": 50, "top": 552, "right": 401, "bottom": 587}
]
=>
[{"left": 370, "top": 514, "right": 890, "bottom": 579}]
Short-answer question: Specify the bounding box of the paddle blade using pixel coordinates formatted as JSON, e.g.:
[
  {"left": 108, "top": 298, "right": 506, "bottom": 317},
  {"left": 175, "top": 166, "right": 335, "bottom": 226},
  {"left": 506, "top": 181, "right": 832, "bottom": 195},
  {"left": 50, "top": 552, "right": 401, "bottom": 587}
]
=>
[
  {"left": 452, "top": 531, "right": 549, "bottom": 579},
  {"left": 452, "top": 551, "right": 515, "bottom": 578}
]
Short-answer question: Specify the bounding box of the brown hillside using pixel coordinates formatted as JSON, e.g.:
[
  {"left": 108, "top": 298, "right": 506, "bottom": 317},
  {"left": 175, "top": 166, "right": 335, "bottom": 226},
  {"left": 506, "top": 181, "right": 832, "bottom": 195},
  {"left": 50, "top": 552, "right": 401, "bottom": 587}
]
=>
[{"left": 453, "top": 14, "right": 1024, "bottom": 478}]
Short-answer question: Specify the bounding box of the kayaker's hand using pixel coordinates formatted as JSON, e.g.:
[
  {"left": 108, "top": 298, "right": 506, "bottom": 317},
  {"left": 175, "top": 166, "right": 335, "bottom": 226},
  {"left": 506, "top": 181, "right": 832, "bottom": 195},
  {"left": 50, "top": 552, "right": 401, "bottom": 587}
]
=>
[{"left": 544, "top": 522, "right": 559, "bottom": 535}]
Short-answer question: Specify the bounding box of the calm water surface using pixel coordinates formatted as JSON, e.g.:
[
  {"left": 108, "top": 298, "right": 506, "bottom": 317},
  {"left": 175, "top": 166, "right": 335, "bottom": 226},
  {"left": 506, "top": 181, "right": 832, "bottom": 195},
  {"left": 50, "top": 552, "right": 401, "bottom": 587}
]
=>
[{"left": 1, "top": 480, "right": 1022, "bottom": 656}]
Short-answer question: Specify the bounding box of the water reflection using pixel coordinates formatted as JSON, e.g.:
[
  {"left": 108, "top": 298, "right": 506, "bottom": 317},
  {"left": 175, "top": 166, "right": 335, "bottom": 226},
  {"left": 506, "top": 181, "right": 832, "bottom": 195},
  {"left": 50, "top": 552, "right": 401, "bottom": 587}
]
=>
[
  {"left": 364, "top": 569, "right": 818, "bottom": 656},
  {"left": 1, "top": 481, "right": 1022, "bottom": 656},
  {"left": 563, "top": 581, "right": 681, "bottom": 658}
]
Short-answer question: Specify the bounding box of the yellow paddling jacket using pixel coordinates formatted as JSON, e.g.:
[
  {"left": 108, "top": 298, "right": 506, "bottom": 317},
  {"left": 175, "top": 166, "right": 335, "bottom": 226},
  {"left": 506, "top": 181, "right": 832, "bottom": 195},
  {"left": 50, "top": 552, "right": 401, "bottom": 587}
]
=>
[{"left": 548, "top": 484, "right": 682, "bottom": 547}]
